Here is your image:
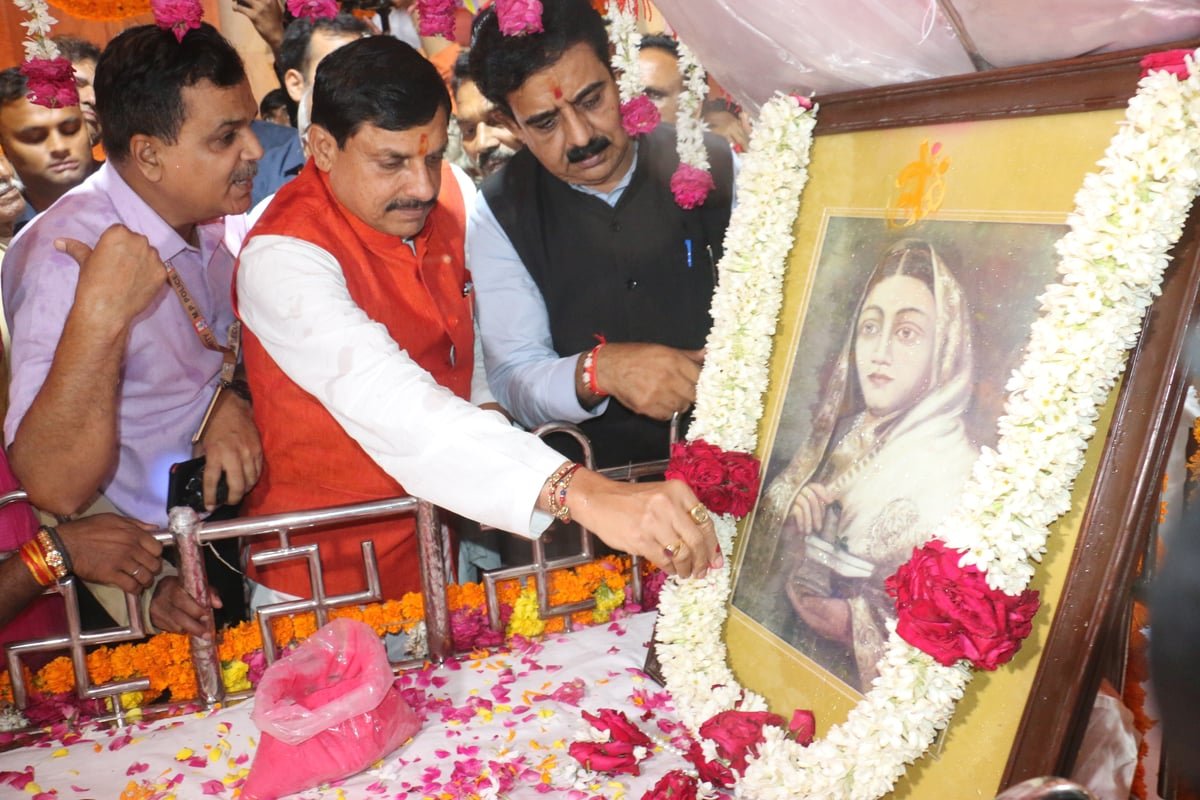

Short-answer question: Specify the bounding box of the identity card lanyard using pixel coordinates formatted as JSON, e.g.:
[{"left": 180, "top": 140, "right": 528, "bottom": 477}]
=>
[{"left": 163, "top": 259, "right": 242, "bottom": 444}]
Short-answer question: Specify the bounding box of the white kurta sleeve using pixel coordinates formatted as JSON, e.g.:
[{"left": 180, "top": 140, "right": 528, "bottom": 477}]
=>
[{"left": 237, "top": 234, "right": 564, "bottom": 537}]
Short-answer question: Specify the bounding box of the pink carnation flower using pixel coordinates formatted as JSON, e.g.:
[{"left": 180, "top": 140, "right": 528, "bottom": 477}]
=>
[
  {"left": 670, "top": 162, "right": 715, "bottom": 209},
  {"left": 418, "top": 0, "right": 457, "bottom": 38},
  {"left": 496, "top": 0, "right": 544, "bottom": 36},
  {"left": 789, "top": 92, "right": 814, "bottom": 109},
  {"left": 1140, "top": 49, "right": 1195, "bottom": 80},
  {"left": 287, "top": 0, "right": 338, "bottom": 20},
  {"left": 620, "top": 94, "right": 660, "bottom": 136},
  {"left": 20, "top": 57, "right": 79, "bottom": 109},
  {"left": 151, "top": 0, "right": 204, "bottom": 43}
]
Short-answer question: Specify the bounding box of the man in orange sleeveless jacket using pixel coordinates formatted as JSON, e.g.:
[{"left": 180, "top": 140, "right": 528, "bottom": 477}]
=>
[{"left": 236, "top": 36, "right": 724, "bottom": 607}]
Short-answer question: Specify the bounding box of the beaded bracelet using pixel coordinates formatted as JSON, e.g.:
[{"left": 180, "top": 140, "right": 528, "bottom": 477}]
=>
[
  {"left": 582, "top": 343, "right": 608, "bottom": 398},
  {"left": 36, "top": 527, "right": 70, "bottom": 581},
  {"left": 546, "top": 462, "right": 582, "bottom": 523},
  {"left": 41, "top": 526, "right": 72, "bottom": 575}
]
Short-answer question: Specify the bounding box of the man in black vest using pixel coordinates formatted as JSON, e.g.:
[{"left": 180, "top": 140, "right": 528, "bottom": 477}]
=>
[{"left": 467, "top": 0, "right": 733, "bottom": 469}]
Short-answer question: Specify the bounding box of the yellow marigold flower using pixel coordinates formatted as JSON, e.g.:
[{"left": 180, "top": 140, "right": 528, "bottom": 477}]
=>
[
  {"left": 121, "top": 690, "right": 144, "bottom": 710},
  {"left": 592, "top": 581, "right": 623, "bottom": 624},
  {"left": 221, "top": 660, "right": 251, "bottom": 694},
  {"left": 506, "top": 587, "right": 545, "bottom": 638}
]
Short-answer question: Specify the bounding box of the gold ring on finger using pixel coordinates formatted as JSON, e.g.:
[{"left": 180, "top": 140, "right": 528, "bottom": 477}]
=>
[
  {"left": 663, "top": 540, "right": 683, "bottom": 559},
  {"left": 131, "top": 567, "right": 141, "bottom": 578},
  {"left": 688, "top": 503, "right": 710, "bottom": 526}
]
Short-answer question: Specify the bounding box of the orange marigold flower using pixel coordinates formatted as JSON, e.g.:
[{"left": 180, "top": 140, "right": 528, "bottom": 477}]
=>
[
  {"left": 36, "top": 656, "right": 75, "bottom": 694},
  {"left": 271, "top": 616, "right": 295, "bottom": 646},
  {"left": 292, "top": 613, "right": 318, "bottom": 641},
  {"left": 394, "top": 594, "right": 423, "bottom": 626},
  {"left": 87, "top": 649, "right": 114, "bottom": 685}
]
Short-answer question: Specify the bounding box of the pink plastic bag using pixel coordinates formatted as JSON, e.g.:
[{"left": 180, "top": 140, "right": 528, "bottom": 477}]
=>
[{"left": 241, "top": 618, "right": 421, "bottom": 799}]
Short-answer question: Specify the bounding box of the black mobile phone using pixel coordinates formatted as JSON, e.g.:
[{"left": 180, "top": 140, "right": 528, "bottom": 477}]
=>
[{"left": 167, "top": 456, "right": 229, "bottom": 513}]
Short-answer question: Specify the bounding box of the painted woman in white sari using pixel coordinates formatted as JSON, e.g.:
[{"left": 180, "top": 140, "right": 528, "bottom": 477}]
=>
[{"left": 735, "top": 239, "right": 979, "bottom": 691}]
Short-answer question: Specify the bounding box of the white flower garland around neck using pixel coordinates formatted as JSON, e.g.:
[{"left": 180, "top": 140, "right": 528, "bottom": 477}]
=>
[
  {"left": 607, "top": 3, "right": 646, "bottom": 107},
  {"left": 672, "top": 40, "right": 712, "bottom": 182},
  {"left": 654, "top": 51, "right": 1200, "bottom": 799}
]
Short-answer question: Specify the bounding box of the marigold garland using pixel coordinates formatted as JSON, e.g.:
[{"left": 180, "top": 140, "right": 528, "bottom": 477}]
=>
[
  {"left": 1, "top": 556, "right": 653, "bottom": 714},
  {"left": 48, "top": 0, "right": 150, "bottom": 21}
]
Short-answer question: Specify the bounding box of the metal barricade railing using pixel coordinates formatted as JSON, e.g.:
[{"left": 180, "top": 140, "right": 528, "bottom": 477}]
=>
[
  {"left": 481, "top": 421, "right": 668, "bottom": 632},
  {"left": 0, "top": 490, "right": 441, "bottom": 724},
  {"left": 0, "top": 420, "right": 676, "bottom": 732}
]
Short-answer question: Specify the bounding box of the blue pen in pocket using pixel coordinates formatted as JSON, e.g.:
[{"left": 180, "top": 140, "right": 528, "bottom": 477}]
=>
[{"left": 685, "top": 239, "right": 694, "bottom": 268}]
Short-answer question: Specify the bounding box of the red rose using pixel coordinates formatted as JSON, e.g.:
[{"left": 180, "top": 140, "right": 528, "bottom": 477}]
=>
[
  {"left": 1140, "top": 49, "right": 1195, "bottom": 79},
  {"left": 19, "top": 58, "right": 79, "bottom": 109},
  {"left": 665, "top": 440, "right": 763, "bottom": 520},
  {"left": 581, "top": 708, "right": 652, "bottom": 747},
  {"left": 788, "top": 709, "right": 815, "bottom": 746},
  {"left": 567, "top": 740, "right": 643, "bottom": 776},
  {"left": 665, "top": 440, "right": 726, "bottom": 491},
  {"left": 641, "top": 769, "right": 699, "bottom": 800},
  {"left": 698, "top": 709, "right": 785, "bottom": 774},
  {"left": 885, "top": 539, "right": 1040, "bottom": 670},
  {"left": 681, "top": 738, "right": 735, "bottom": 788}
]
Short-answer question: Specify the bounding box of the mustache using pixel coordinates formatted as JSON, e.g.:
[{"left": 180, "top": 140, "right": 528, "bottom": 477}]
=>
[
  {"left": 386, "top": 196, "right": 436, "bottom": 212},
  {"left": 566, "top": 136, "right": 610, "bottom": 164},
  {"left": 231, "top": 162, "right": 259, "bottom": 183},
  {"left": 478, "top": 143, "right": 519, "bottom": 174}
]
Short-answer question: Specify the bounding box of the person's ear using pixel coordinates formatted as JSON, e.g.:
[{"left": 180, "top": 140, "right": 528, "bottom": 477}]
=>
[
  {"left": 128, "top": 134, "right": 164, "bottom": 183},
  {"left": 308, "top": 124, "right": 337, "bottom": 171},
  {"left": 283, "top": 69, "right": 306, "bottom": 104}
]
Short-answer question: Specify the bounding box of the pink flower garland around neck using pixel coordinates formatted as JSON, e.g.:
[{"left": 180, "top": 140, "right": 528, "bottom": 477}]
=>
[
  {"left": 496, "top": 0, "right": 544, "bottom": 36},
  {"left": 151, "top": 0, "right": 204, "bottom": 43}
]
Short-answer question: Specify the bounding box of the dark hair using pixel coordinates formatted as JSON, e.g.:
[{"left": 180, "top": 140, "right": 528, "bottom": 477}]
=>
[
  {"left": 870, "top": 239, "right": 936, "bottom": 294},
  {"left": 95, "top": 23, "right": 246, "bottom": 163},
  {"left": 277, "top": 14, "right": 370, "bottom": 81},
  {"left": 638, "top": 34, "right": 678, "bottom": 59},
  {"left": 51, "top": 35, "right": 101, "bottom": 65},
  {"left": 260, "top": 87, "right": 290, "bottom": 119},
  {"left": 0, "top": 68, "right": 28, "bottom": 107},
  {"left": 702, "top": 97, "right": 742, "bottom": 117},
  {"left": 311, "top": 36, "right": 450, "bottom": 148},
  {"left": 451, "top": 48, "right": 473, "bottom": 96},
  {"left": 469, "top": 0, "right": 610, "bottom": 116}
]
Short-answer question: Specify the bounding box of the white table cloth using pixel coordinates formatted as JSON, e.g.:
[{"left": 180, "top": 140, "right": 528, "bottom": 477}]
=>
[{"left": 0, "top": 613, "right": 696, "bottom": 799}]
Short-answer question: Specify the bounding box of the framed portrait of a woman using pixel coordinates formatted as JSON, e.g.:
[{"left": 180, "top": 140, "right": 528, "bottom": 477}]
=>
[
  {"left": 734, "top": 218, "right": 1065, "bottom": 693},
  {"left": 721, "top": 41, "right": 1200, "bottom": 796}
]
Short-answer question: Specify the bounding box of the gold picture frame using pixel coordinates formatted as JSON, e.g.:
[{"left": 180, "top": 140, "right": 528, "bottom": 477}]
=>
[{"left": 724, "top": 41, "right": 1200, "bottom": 797}]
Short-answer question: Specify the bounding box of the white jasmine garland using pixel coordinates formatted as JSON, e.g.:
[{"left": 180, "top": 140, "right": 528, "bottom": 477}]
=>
[
  {"left": 13, "top": 0, "right": 59, "bottom": 60},
  {"left": 653, "top": 50, "right": 1200, "bottom": 800},
  {"left": 673, "top": 40, "right": 711, "bottom": 178},
  {"left": 607, "top": 3, "right": 645, "bottom": 106}
]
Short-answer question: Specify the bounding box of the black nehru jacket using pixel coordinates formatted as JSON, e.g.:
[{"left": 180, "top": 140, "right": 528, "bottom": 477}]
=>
[{"left": 482, "top": 124, "right": 734, "bottom": 468}]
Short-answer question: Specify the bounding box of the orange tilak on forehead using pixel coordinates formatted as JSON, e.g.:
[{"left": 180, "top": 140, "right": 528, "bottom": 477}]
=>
[{"left": 418, "top": 133, "right": 429, "bottom": 156}]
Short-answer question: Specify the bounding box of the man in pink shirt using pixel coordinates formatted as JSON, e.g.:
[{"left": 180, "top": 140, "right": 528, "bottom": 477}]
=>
[{"left": 3, "top": 24, "right": 263, "bottom": 636}]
